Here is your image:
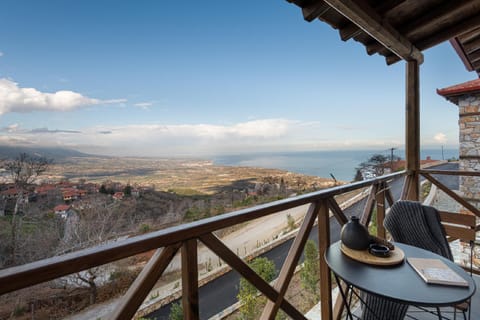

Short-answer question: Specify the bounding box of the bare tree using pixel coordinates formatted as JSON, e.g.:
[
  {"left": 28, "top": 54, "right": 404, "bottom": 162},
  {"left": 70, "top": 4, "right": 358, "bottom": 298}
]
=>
[
  {"left": 59, "top": 196, "right": 131, "bottom": 304},
  {"left": 2, "top": 153, "right": 52, "bottom": 266}
]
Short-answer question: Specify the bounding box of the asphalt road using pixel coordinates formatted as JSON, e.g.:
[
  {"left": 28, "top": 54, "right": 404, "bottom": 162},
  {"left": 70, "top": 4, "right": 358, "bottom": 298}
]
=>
[{"left": 148, "top": 163, "right": 459, "bottom": 319}]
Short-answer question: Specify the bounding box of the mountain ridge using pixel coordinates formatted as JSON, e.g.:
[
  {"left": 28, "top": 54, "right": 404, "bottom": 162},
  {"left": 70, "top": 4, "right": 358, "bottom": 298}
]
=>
[{"left": 0, "top": 145, "right": 93, "bottom": 161}]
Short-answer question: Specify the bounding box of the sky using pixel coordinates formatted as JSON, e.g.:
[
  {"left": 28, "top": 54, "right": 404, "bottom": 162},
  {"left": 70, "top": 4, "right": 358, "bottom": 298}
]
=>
[{"left": 0, "top": 1, "right": 477, "bottom": 157}]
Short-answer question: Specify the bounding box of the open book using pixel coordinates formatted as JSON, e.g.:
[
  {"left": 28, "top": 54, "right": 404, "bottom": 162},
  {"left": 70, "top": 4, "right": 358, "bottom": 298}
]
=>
[{"left": 407, "top": 257, "right": 469, "bottom": 287}]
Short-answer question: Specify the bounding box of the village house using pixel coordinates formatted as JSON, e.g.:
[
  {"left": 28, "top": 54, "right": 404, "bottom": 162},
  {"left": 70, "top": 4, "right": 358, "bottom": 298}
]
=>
[
  {"left": 112, "top": 191, "right": 124, "bottom": 201},
  {"left": 53, "top": 204, "right": 71, "bottom": 219}
]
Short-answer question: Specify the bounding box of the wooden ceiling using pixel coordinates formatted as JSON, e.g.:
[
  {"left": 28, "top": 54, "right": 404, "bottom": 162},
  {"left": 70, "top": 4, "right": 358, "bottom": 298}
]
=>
[{"left": 287, "top": 0, "right": 480, "bottom": 76}]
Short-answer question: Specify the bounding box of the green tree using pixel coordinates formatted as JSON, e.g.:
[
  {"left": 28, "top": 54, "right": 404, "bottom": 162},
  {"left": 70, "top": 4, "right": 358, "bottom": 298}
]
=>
[
  {"left": 300, "top": 240, "right": 319, "bottom": 302},
  {"left": 124, "top": 184, "right": 132, "bottom": 196},
  {"left": 99, "top": 184, "right": 108, "bottom": 194},
  {"left": 358, "top": 153, "right": 388, "bottom": 177},
  {"left": 169, "top": 302, "right": 183, "bottom": 320},
  {"left": 353, "top": 168, "right": 363, "bottom": 181},
  {"left": 237, "top": 257, "right": 276, "bottom": 319}
]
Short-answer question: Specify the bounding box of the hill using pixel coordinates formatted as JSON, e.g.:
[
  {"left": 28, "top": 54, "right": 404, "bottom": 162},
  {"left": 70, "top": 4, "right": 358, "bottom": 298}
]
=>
[{"left": 0, "top": 145, "right": 92, "bottom": 161}]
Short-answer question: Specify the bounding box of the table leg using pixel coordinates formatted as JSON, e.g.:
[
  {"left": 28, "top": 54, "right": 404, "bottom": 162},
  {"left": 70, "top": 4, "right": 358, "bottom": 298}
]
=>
[{"left": 334, "top": 274, "right": 354, "bottom": 320}]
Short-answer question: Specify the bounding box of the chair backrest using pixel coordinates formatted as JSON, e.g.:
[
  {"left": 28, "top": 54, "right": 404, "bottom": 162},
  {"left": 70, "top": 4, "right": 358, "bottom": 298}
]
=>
[{"left": 384, "top": 200, "right": 453, "bottom": 260}]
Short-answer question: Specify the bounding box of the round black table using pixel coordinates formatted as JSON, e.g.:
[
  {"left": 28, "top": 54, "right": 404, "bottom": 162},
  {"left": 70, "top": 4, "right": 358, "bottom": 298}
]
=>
[{"left": 325, "top": 241, "right": 476, "bottom": 318}]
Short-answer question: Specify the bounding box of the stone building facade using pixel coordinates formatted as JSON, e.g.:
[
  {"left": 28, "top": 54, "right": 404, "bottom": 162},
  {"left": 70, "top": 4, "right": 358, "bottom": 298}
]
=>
[{"left": 437, "top": 79, "right": 480, "bottom": 208}]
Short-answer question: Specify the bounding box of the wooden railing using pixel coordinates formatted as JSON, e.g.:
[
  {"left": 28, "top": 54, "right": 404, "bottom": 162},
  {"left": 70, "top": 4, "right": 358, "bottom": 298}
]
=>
[{"left": 0, "top": 168, "right": 479, "bottom": 320}]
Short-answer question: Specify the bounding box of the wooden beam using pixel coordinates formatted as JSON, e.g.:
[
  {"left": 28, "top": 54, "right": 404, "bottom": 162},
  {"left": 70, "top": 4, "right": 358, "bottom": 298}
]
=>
[
  {"left": 403, "top": 0, "right": 480, "bottom": 41},
  {"left": 339, "top": 0, "right": 406, "bottom": 42},
  {"left": 199, "top": 233, "right": 306, "bottom": 319},
  {"left": 387, "top": 13, "right": 480, "bottom": 64},
  {"left": 323, "top": 0, "right": 423, "bottom": 63},
  {"left": 182, "top": 239, "right": 199, "bottom": 320},
  {"left": 405, "top": 60, "right": 420, "bottom": 200},
  {"left": 261, "top": 204, "right": 318, "bottom": 319},
  {"left": 108, "top": 244, "right": 181, "bottom": 320},
  {"left": 318, "top": 199, "right": 332, "bottom": 320}
]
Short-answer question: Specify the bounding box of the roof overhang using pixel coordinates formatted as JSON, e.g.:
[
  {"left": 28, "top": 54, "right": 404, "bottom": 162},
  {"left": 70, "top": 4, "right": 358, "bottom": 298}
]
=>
[
  {"left": 437, "top": 78, "right": 480, "bottom": 104},
  {"left": 287, "top": 0, "right": 480, "bottom": 76}
]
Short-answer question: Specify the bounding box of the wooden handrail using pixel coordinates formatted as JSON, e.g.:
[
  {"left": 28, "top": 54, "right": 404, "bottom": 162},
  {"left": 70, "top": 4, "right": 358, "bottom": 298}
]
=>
[
  {"left": 419, "top": 169, "right": 480, "bottom": 176},
  {"left": 0, "top": 171, "right": 404, "bottom": 296}
]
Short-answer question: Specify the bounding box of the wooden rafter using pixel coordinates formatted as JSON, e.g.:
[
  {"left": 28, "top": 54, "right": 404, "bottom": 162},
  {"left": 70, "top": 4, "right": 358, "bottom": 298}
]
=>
[
  {"left": 366, "top": 0, "right": 480, "bottom": 56},
  {"left": 338, "top": 0, "right": 406, "bottom": 42},
  {"left": 387, "top": 12, "right": 480, "bottom": 65},
  {"left": 302, "top": 2, "right": 331, "bottom": 22},
  {"left": 322, "top": 0, "right": 424, "bottom": 63}
]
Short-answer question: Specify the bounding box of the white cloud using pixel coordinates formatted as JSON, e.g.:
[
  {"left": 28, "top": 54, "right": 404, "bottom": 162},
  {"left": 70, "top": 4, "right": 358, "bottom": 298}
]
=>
[
  {"left": 0, "top": 78, "right": 126, "bottom": 116},
  {"left": 134, "top": 102, "right": 153, "bottom": 109},
  {"left": 0, "top": 51, "right": 3, "bottom": 57},
  {"left": 5, "top": 123, "right": 19, "bottom": 133},
  {"left": 1, "top": 119, "right": 300, "bottom": 156},
  {"left": 434, "top": 132, "right": 447, "bottom": 144},
  {"left": 1, "top": 119, "right": 408, "bottom": 156}
]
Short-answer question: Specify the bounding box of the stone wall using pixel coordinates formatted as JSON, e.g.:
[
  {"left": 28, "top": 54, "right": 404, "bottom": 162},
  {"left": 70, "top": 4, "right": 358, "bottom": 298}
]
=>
[{"left": 458, "top": 94, "right": 480, "bottom": 207}]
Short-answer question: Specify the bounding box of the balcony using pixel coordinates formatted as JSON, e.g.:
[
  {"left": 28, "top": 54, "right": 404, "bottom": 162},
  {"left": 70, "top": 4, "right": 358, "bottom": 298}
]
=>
[
  {"left": 2, "top": 1, "right": 480, "bottom": 319},
  {"left": 1, "top": 168, "right": 480, "bottom": 319}
]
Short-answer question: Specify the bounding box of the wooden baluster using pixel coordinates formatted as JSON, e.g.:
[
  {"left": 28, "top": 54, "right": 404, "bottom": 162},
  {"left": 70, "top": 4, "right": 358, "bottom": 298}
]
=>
[
  {"left": 318, "top": 199, "right": 332, "bottom": 320},
  {"left": 199, "top": 233, "right": 306, "bottom": 319},
  {"left": 261, "top": 204, "right": 318, "bottom": 319},
  {"left": 182, "top": 239, "right": 199, "bottom": 320},
  {"left": 108, "top": 244, "right": 181, "bottom": 320},
  {"left": 385, "top": 182, "right": 395, "bottom": 207},
  {"left": 361, "top": 183, "right": 379, "bottom": 226},
  {"left": 328, "top": 197, "right": 348, "bottom": 226},
  {"left": 376, "top": 182, "right": 386, "bottom": 239},
  {"left": 422, "top": 173, "right": 480, "bottom": 217}
]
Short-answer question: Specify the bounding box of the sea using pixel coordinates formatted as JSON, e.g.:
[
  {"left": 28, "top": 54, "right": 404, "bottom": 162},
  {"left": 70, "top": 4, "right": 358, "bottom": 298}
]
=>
[{"left": 212, "top": 148, "right": 459, "bottom": 182}]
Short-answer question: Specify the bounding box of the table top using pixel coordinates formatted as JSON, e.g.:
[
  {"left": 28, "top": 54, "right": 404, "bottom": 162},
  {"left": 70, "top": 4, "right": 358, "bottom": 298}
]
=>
[{"left": 325, "top": 241, "right": 476, "bottom": 306}]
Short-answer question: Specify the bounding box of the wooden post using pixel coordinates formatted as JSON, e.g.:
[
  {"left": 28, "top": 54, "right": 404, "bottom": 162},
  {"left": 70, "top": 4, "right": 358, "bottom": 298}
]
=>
[
  {"left": 182, "top": 239, "right": 199, "bottom": 320},
  {"left": 405, "top": 60, "right": 420, "bottom": 201},
  {"left": 318, "top": 199, "right": 332, "bottom": 320}
]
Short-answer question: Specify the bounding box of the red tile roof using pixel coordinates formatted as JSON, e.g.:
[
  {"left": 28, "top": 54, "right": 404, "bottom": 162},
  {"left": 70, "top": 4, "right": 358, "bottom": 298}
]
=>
[
  {"left": 54, "top": 204, "right": 70, "bottom": 212},
  {"left": 437, "top": 79, "right": 480, "bottom": 97},
  {"left": 1, "top": 188, "right": 20, "bottom": 196}
]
